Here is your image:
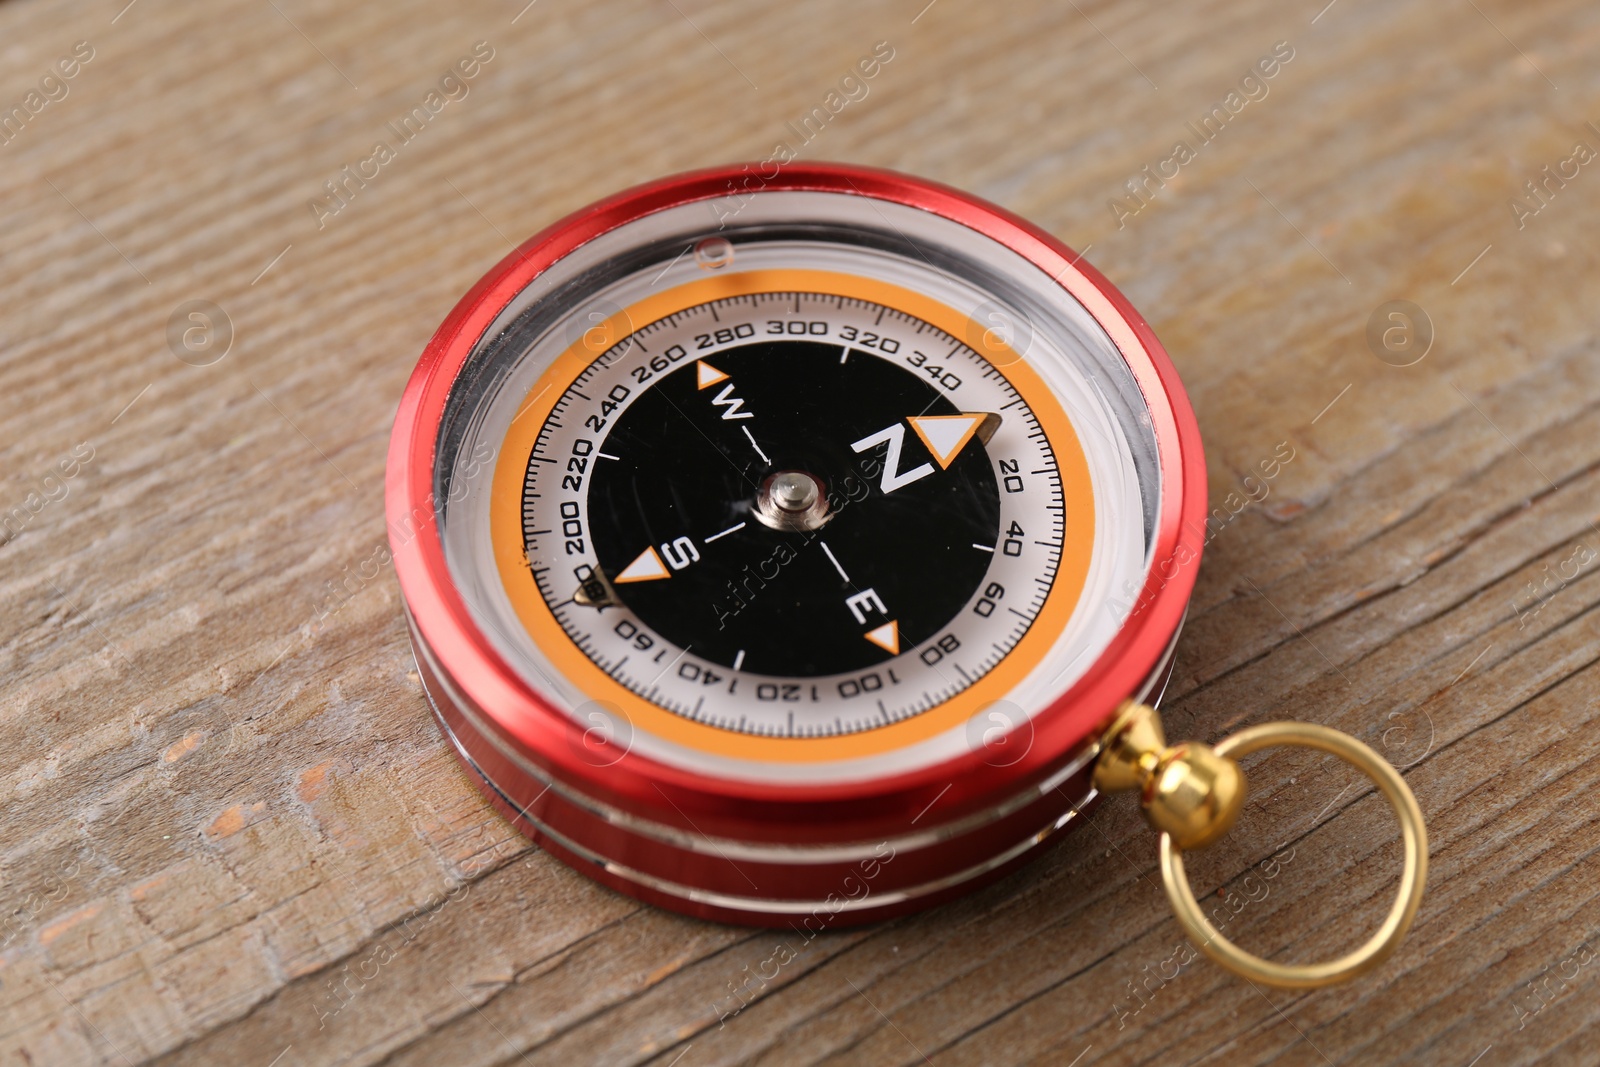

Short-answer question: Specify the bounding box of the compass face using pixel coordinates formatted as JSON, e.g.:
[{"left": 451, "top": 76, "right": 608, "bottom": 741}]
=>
[
  {"left": 529, "top": 288, "right": 1052, "bottom": 738},
  {"left": 432, "top": 189, "right": 1162, "bottom": 783}
]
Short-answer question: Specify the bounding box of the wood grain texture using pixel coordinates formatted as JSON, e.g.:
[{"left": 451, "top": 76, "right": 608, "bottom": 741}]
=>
[{"left": 2, "top": 0, "right": 1598, "bottom": 1063}]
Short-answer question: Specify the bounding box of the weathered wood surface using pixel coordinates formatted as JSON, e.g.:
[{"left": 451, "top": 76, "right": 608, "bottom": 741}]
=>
[{"left": 3, "top": 0, "right": 1599, "bottom": 1063}]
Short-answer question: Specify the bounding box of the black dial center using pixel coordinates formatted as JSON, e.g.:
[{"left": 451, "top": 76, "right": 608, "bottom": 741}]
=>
[{"left": 583, "top": 338, "right": 1001, "bottom": 676}]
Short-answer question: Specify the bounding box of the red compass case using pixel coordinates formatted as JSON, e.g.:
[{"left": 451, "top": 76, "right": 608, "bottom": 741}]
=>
[{"left": 386, "top": 163, "right": 1207, "bottom": 926}]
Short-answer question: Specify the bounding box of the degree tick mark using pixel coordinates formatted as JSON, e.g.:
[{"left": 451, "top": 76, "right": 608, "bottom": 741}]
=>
[
  {"left": 742, "top": 426, "right": 771, "bottom": 464},
  {"left": 819, "top": 541, "right": 851, "bottom": 584},
  {"left": 704, "top": 521, "right": 746, "bottom": 543}
]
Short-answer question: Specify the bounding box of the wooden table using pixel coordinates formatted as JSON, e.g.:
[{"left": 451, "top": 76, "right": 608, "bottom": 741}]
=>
[{"left": 3, "top": 0, "right": 1598, "bottom": 1063}]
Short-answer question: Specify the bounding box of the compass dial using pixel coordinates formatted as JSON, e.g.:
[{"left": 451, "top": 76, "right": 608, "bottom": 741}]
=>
[{"left": 521, "top": 288, "right": 1062, "bottom": 738}]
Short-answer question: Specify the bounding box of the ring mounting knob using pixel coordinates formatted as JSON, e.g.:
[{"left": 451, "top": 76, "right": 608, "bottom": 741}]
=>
[{"left": 1093, "top": 701, "right": 1429, "bottom": 989}]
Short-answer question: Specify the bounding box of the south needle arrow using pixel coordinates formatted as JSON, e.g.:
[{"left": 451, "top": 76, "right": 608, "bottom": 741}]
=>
[{"left": 614, "top": 546, "right": 672, "bottom": 583}]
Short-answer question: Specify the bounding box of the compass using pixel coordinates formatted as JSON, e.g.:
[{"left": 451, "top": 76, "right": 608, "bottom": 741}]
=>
[{"left": 388, "top": 164, "right": 1425, "bottom": 985}]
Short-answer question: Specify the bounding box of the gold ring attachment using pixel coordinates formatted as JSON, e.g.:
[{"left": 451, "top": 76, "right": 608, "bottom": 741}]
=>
[{"left": 1094, "top": 704, "right": 1428, "bottom": 989}]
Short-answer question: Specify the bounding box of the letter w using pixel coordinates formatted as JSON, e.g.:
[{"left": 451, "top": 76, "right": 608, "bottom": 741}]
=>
[{"left": 710, "top": 383, "right": 753, "bottom": 420}]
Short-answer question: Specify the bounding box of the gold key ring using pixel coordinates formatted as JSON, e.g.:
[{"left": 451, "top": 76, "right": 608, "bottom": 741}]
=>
[{"left": 1094, "top": 705, "right": 1429, "bottom": 989}]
